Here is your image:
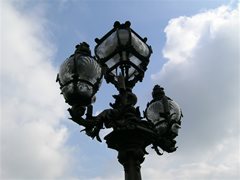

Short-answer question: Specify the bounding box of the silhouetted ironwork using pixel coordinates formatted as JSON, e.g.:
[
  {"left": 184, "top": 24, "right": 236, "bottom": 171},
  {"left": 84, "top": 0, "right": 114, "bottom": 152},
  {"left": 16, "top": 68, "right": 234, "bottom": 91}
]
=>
[{"left": 57, "top": 21, "right": 183, "bottom": 180}]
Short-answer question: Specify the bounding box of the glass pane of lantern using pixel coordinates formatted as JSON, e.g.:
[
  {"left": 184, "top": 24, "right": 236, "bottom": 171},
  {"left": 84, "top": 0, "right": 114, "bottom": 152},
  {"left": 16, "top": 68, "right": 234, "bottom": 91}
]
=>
[
  {"left": 62, "top": 83, "right": 74, "bottom": 100},
  {"left": 95, "top": 31, "right": 118, "bottom": 59},
  {"left": 118, "top": 29, "right": 129, "bottom": 45},
  {"left": 146, "top": 100, "right": 182, "bottom": 124},
  {"left": 146, "top": 101, "right": 165, "bottom": 125},
  {"left": 129, "top": 54, "right": 142, "bottom": 67},
  {"left": 169, "top": 100, "right": 182, "bottom": 122},
  {"left": 76, "top": 56, "right": 102, "bottom": 85},
  {"left": 59, "top": 57, "right": 74, "bottom": 85},
  {"left": 128, "top": 66, "right": 137, "bottom": 78},
  {"left": 127, "top": 54, "right": 141, "bottom": 79},
  {"left": 105, "top": 54, "right": 120, "bottom": 68},
  {"left": 131, "top": 32, "right": 150, "bottom": 57}
]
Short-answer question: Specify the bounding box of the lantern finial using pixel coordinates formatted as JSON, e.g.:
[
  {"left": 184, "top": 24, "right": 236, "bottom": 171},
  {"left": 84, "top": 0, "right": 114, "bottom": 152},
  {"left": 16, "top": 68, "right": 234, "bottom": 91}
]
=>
[
  {"left": 152, "top": 85, "right": 165, "bottom": 99},
  {"left": 75, "top": 42, "right": 91, "bottom": 56}
]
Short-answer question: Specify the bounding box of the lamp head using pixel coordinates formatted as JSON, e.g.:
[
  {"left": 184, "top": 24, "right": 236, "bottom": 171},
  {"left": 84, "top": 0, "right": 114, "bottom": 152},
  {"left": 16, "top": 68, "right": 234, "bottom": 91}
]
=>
[
  {"left": 57, "top": 42, "right": 103, "bottom": 106},
  {"left": 95, "top": 21, "right": 152, "bottom": 90}
]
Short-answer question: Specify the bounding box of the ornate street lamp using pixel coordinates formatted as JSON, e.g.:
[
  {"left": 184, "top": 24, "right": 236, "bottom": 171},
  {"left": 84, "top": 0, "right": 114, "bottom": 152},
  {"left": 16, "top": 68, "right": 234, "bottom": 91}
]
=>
[{"left": 57, "top": 21, "right": 183, "bottom": 180}]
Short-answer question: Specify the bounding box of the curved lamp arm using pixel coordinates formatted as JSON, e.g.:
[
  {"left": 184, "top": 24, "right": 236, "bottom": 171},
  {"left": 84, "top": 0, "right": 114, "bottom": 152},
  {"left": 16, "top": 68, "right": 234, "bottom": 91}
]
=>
[{"left": 68, "top": 105, "right": 102, "bottom": 141}]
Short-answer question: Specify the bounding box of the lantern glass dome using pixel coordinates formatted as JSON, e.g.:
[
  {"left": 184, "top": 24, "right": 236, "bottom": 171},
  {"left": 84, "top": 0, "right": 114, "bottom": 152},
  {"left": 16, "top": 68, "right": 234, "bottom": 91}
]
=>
[
  {"left": 57, "top": 43, "right": 102, "bottom": 106},
  {"left": 95, "top": 21, "right": 152, "bottom": 89},
  {"left": 145, "top": 100, "right": 182, "bottom": 125}
]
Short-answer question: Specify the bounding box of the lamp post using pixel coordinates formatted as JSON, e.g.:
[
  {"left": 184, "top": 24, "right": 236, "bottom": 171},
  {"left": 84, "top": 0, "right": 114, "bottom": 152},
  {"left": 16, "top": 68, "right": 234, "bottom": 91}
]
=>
[{"left": 57, "top": 21, "right": 183, "bottom": 180}]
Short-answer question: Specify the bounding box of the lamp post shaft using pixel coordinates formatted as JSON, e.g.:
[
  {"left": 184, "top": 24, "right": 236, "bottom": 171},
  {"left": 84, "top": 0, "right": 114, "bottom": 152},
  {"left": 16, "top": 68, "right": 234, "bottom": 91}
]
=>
[
  {"left": 105, "top": 129, "right": 149, "bottom": 180},
  {"left": 118, "top": 141, "right": 146, "bottom": 180},
  {"left": 121, "top": 154, "right": 142, "bottom": 180}
]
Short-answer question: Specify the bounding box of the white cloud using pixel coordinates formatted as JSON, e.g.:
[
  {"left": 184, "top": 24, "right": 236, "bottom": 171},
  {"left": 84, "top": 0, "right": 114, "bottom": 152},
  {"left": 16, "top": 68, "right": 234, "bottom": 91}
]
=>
[
  {"left": 1, "top": 1, "right": 74, "bottom": 179},
  {"left": 142, "top": 135, "right": 239, "bottom": 180},
  {"left": 150, "top": 4, "right": 240, "bottom": 179}
]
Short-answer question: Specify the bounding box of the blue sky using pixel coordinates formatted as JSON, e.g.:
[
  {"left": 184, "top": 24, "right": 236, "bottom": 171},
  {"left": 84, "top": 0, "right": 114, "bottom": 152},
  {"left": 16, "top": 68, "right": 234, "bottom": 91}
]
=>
[{"left": 1, "top": 0, "right": 239, "bottom": 179}]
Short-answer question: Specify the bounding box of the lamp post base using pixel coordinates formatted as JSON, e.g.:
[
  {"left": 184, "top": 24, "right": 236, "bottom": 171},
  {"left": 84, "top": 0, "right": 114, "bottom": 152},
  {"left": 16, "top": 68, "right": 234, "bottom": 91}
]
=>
[{"left": 104, "top": 128, "right": 153, "bottom": 180}]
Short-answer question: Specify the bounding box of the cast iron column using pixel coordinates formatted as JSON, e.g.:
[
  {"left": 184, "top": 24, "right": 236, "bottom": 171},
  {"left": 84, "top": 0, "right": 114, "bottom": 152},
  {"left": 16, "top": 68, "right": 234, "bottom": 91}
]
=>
[
  {"left": 105, "top": 128, "right": 153, "bottom": 180},
  {"left": 118, "top": 147, "right": 145, "bottom": 180}
]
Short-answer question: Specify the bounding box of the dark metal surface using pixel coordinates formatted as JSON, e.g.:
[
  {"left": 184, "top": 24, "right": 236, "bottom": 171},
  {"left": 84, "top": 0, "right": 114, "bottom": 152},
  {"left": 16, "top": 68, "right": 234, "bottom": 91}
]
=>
[
  {"left": 57, "top": 21, "right": 183, "bottom": 180},
  {"left": 105, "top": 129, "right": 153, "bottom": 180}
]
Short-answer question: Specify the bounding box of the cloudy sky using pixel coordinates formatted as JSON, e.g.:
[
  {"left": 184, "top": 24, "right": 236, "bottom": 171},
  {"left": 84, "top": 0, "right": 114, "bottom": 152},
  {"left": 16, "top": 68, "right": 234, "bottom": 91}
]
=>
[{"left": 1, "top": 0, "right": 239, "bottom": 179}]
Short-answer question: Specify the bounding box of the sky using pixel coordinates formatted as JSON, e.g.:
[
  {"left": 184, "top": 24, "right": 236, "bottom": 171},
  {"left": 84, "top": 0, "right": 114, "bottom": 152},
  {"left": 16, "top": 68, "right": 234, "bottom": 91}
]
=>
[{"left": 0, "top": 0, "right": 239, "bottom": 179}]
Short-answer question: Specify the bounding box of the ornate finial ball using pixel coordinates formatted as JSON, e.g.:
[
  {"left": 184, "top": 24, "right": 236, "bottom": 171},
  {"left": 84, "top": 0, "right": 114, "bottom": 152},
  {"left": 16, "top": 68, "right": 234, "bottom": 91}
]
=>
[
  {"left": 75, "top": 42, "right": 91, "bottom": 56},
  {"left": 152, "top": 85, "right": 165, "bottom": 99},
  {"left": 153, "top": 85, "right": 164, "bottom": 90},
  {"left": 114, "top": 21, "right": 121, "bottom": 28},
  {"left": 95, "top": 38, "right": 100, "bottom": 44},
  {"left": 125, "top": 21, "right": 131, "bottom": 27}
]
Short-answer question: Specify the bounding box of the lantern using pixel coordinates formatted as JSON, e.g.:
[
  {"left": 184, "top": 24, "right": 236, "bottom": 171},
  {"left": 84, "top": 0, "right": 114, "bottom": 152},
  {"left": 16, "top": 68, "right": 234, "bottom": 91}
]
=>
[
  {"left": 95, "top": 21, "right": 152, "bottom": 89},
  {"left": 145, "top": 85, "right": 182, "bottom": 137},
  {"left": 57, "top": 42, "right": 103, "bottom": 106}
]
